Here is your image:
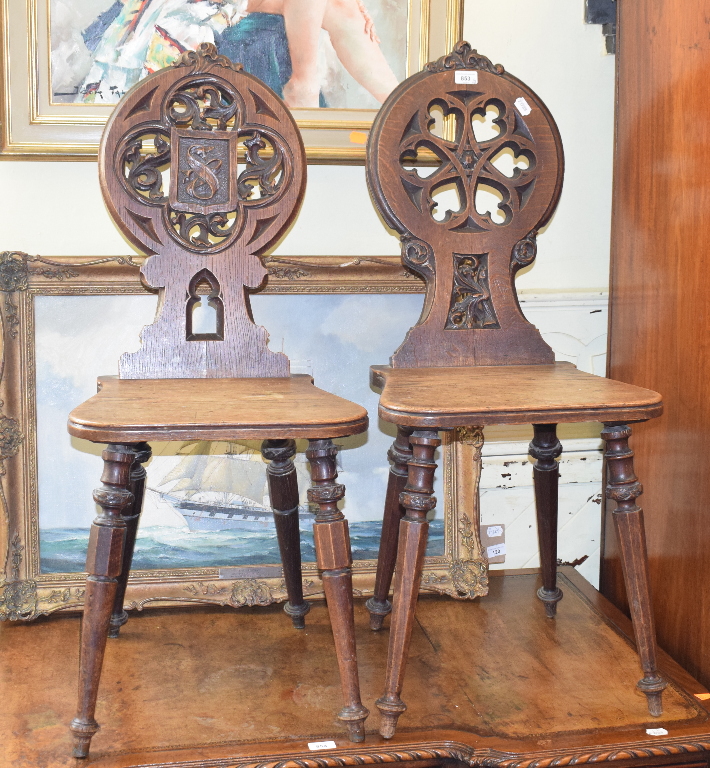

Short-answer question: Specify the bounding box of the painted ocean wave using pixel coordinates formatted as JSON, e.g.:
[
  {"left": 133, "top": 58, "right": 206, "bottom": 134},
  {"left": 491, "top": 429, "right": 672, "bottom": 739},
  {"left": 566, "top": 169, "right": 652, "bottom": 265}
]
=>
[{"left": 40, "top": 519, "right": 445, "bottom": 573}]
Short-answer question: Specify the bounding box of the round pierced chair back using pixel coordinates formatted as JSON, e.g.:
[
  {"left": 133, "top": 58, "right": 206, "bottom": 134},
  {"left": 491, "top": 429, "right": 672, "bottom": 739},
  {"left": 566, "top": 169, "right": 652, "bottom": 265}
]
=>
[
  {"left": 366, "top": 42, "right": 565, "bottom": 367},
  {"left": 99, "top": 43, "right": 306, "bottom": 379}
]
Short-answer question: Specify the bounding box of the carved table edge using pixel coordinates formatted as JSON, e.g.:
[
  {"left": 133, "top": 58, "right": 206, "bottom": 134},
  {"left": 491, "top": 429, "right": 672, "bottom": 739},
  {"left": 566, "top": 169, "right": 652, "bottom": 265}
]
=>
[{"left": 103, "top": 736, "right": 710, "bottom": 768}]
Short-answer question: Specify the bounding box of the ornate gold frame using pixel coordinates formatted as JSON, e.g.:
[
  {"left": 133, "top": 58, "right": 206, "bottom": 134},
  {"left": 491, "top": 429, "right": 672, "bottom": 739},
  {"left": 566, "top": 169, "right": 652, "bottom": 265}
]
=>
[
  {"left": 0, "top": 0, "right": 463, "bottom": 162},
  {"left": 0, "top": 253, "right": 487, "bottom": 621}
]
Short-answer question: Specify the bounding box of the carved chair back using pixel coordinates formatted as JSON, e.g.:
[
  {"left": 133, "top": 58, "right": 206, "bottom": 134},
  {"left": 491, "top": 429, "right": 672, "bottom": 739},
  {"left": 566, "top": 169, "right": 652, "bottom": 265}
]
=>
[
  {"left": 366, "top": 42, "right": 564, "bottom": 368},
  {"left": 100, "top": 43, "right": 306, "bottom": 379}
]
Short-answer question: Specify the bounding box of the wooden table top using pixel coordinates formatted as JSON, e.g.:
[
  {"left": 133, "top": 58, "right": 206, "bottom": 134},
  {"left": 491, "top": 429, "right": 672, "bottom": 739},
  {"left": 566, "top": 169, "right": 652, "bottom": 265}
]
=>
[
  {"left": 371, "top": 363, "right": 663, "bottom": 427},
  {"left": 2, "top": 569, "right": 708, "bottom": 768},
  {"left": 67, "top": 375, "right": 369, "bottom": 443}
]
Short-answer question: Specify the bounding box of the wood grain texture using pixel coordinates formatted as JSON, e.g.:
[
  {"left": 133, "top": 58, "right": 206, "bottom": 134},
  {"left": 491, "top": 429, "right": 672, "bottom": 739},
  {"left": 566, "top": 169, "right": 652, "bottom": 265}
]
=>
[
  {"left": 603, "top": 0, "right": 710, "bottom": 692},
  {"left": 67, "top": 375, "right": 368, "bottom": 442},
  {"left": 366, "top": 42, "right": 564, "bottom": 368},
  {"left": 4, "top": 571, "right": 710, "bottom": 768},
  {"left": 99, "top": 44, "right": 306, "bottom": 379},
  {"left": 371, "top": 362, "right": 662, "bottom": 426}
]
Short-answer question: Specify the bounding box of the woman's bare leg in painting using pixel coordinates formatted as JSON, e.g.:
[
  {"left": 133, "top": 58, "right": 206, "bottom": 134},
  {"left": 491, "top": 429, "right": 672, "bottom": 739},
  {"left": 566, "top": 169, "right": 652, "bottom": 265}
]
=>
[
  {"left": 321, "top": 0, "right": 399, "bottom": 103},
  {"left": 248, "top": 0, "right": 399, "bottom": 107}
]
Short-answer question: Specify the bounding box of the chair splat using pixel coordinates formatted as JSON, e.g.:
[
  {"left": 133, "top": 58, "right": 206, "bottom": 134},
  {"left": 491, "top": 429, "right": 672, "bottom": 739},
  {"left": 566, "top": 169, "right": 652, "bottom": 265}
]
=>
[{"left": 367, "top": 41, "right": 565, "bottom": 368}]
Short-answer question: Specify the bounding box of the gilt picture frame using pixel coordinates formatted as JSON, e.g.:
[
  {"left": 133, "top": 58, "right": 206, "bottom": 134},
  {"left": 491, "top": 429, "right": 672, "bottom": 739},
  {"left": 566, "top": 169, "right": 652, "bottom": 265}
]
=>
[
  {"left": 0, "top": 0, "right": 463, "bottom": 162},
  {"left": 0, "top": 253, "right": 487, "bottom": 622}
]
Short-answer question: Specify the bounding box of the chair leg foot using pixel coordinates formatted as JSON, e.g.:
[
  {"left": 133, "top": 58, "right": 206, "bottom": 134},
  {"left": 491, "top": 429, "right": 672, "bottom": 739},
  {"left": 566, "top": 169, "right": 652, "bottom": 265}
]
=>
[
  {"left": 70, "top": 718, "right": 99, "bottom": 759},
  {"left": 376, "top": 696, "right": 407, "bottom": 739},
  {"left": 638, "top": 675, "right": 667, "bottom": 717},
  {"left": 537, "top": 586, "right": 563, "bottom": 617},
  {"left": 284, "top": 600, "right": 310, "bottom": 629},
  {"left": 107, "top": 609, "right": 128, "bottom": 639},
  {"left": 339, "top": 703, "right": 369, "bottom": 742},
  {"left": 530, "top": 424, "right": 563, "bottom": 618},
  {"left": 365, "top": 597, "right": 391, "bottom": 630}
]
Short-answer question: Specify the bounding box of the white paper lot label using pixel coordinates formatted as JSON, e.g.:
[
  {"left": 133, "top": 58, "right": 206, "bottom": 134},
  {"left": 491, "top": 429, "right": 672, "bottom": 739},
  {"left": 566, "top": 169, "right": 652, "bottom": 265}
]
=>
[
  {"left": 487, "top": 543, "right": 506, "bottom": 559},
  {"left": 515, "top": 97, "right": 532, "bottom": 115},
  {"left": 487, "top": 525, "right": 504, "bottom": 538},
  {"left": 454, "top": 70, "right": 478, "bottom": 84},
  {"left": 646, "top": 728, "right": 669, "bottom": 736},
  {"left": 308, "top": 741, "right": 337, "bottom": 751}
]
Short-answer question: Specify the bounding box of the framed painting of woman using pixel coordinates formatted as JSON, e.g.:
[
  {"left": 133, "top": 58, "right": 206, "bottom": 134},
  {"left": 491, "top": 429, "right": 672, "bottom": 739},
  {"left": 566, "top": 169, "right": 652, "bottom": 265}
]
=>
[{"left": 0, "top": 0, "right": 462, "bottom": 161}]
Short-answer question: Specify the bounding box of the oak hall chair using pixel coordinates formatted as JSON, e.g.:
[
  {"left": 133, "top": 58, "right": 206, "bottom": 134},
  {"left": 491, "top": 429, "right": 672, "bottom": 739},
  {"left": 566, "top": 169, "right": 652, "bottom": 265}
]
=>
[
  {"left": 66, "top": 44, "right": 369, "bottom": 758},
  {"left": 364, "top": 42, "right": 666, "bottom": 738}
]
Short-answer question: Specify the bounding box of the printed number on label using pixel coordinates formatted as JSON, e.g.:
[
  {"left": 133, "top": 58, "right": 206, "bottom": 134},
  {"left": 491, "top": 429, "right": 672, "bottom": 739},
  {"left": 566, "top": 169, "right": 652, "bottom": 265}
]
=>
[
  {"left": 454, "top": 70, "right": 478, "bottom": 85},
  {"left": 514, "top": 97, "right": 532, "bottom": 116},
  {"left": 487, "top": 543, "right": 506, "bottom": 558},
  {"left": 487, "top": 525, "right": 503, "bottom": 538},
  {"left": 646, "top": 728, "right": 668, "bottom": 737},
  {"left": 308, "top": 741, "right": 337, "bottom": 751}
]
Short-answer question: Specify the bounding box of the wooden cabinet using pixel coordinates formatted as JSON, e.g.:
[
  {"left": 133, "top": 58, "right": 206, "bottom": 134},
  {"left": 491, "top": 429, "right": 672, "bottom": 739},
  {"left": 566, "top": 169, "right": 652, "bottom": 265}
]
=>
[{"left": 603, "top": 0, "right": 710, "bottom": 689}]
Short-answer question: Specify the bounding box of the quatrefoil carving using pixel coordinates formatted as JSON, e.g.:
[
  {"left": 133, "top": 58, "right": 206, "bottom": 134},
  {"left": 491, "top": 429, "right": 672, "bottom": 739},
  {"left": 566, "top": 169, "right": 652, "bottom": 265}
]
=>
[
  {"left": 101, "top": 44, "right": 306, "bottom": 379},
  {"left": 114, "top": 73, "right": 292, "bottom": 255},
  {"left": 367, "top": 42, "right": 564, "bottom": 368}
]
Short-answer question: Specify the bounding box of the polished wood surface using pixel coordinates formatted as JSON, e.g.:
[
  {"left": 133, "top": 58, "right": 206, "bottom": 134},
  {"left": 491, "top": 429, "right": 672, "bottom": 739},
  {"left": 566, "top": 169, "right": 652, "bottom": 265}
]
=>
[
  {"left": 68, "top": 376, "right": 368, "bottom": 442},
  {"left": 365, "top": 41, "right": 666, "bottom": 737},
  {"left": 603, "top": 0, "right": 710, "bottom": 692},
  {"left": 371, "top": 363, "right": 662, "bottom": 427},
  {"left": 3, "top": 570, "right": 709, "bottom": 768}
]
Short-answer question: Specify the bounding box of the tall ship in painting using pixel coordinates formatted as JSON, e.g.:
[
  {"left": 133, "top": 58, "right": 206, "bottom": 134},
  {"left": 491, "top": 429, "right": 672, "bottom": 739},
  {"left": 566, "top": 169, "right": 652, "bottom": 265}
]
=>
[{"left": 150, "top": 441, "right": 313, "bottom": 532}]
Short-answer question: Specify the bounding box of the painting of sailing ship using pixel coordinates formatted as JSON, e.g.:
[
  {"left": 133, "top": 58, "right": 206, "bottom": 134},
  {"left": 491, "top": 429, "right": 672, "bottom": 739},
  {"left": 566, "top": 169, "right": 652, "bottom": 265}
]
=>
[
  {"left": 35, "top": 292, "right": 445, "bottom": 574},
  {"left": 152, "top": 440, "right": 313, "bottom": 532}
]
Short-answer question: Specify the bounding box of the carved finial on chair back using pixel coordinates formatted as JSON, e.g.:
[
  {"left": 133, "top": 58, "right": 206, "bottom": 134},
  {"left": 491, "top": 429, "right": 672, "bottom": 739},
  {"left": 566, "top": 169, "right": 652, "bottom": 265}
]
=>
[
  {"left": 367, "top": 42, "right": 564, "bottom": 368},
  {"left": 100, "top": 43, "right": 306, "bottom": 379}
]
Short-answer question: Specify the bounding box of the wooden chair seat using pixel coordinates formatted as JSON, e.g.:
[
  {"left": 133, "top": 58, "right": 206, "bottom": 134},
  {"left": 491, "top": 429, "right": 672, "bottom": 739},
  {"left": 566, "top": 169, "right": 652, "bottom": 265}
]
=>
[
  {"left": 371, "top": 363, "right": 662, "bottom": 427},
  {"left": 68, "top": 375, "right": 368, "bottom": 443}
]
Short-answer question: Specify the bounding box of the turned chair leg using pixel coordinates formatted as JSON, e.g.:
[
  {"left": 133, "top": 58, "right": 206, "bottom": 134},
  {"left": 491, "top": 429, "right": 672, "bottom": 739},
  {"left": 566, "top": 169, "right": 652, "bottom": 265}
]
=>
[
  {"left": 307, "top": 438, "right": 369, "bottom": 742},
  {"left": 376, "top": 428, "right": 440, "bottom": 739},
  {"left": 530, "top": 424, "right": 564, "bottom": 617},
  {"left": 261, "top": 439, "right": 310, "bottom": 629},
  {"left": 109, "top": 442, "right": 151, "bottom": 639},
  {"left": 70, "top": 444, "right": 135, "bottom": 759},
  {"left": 366, "top": 426, "right": 413, "bottom": 630},
  {"left": 602, "top": 423, "right": 666, "bottom": 717}
]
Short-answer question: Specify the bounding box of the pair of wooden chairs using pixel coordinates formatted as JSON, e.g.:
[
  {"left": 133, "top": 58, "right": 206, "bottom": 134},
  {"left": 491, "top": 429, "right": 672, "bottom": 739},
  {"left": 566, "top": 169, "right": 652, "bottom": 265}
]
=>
[{"left": 67, "top": 43, "right": 666, "bottom": 758}]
